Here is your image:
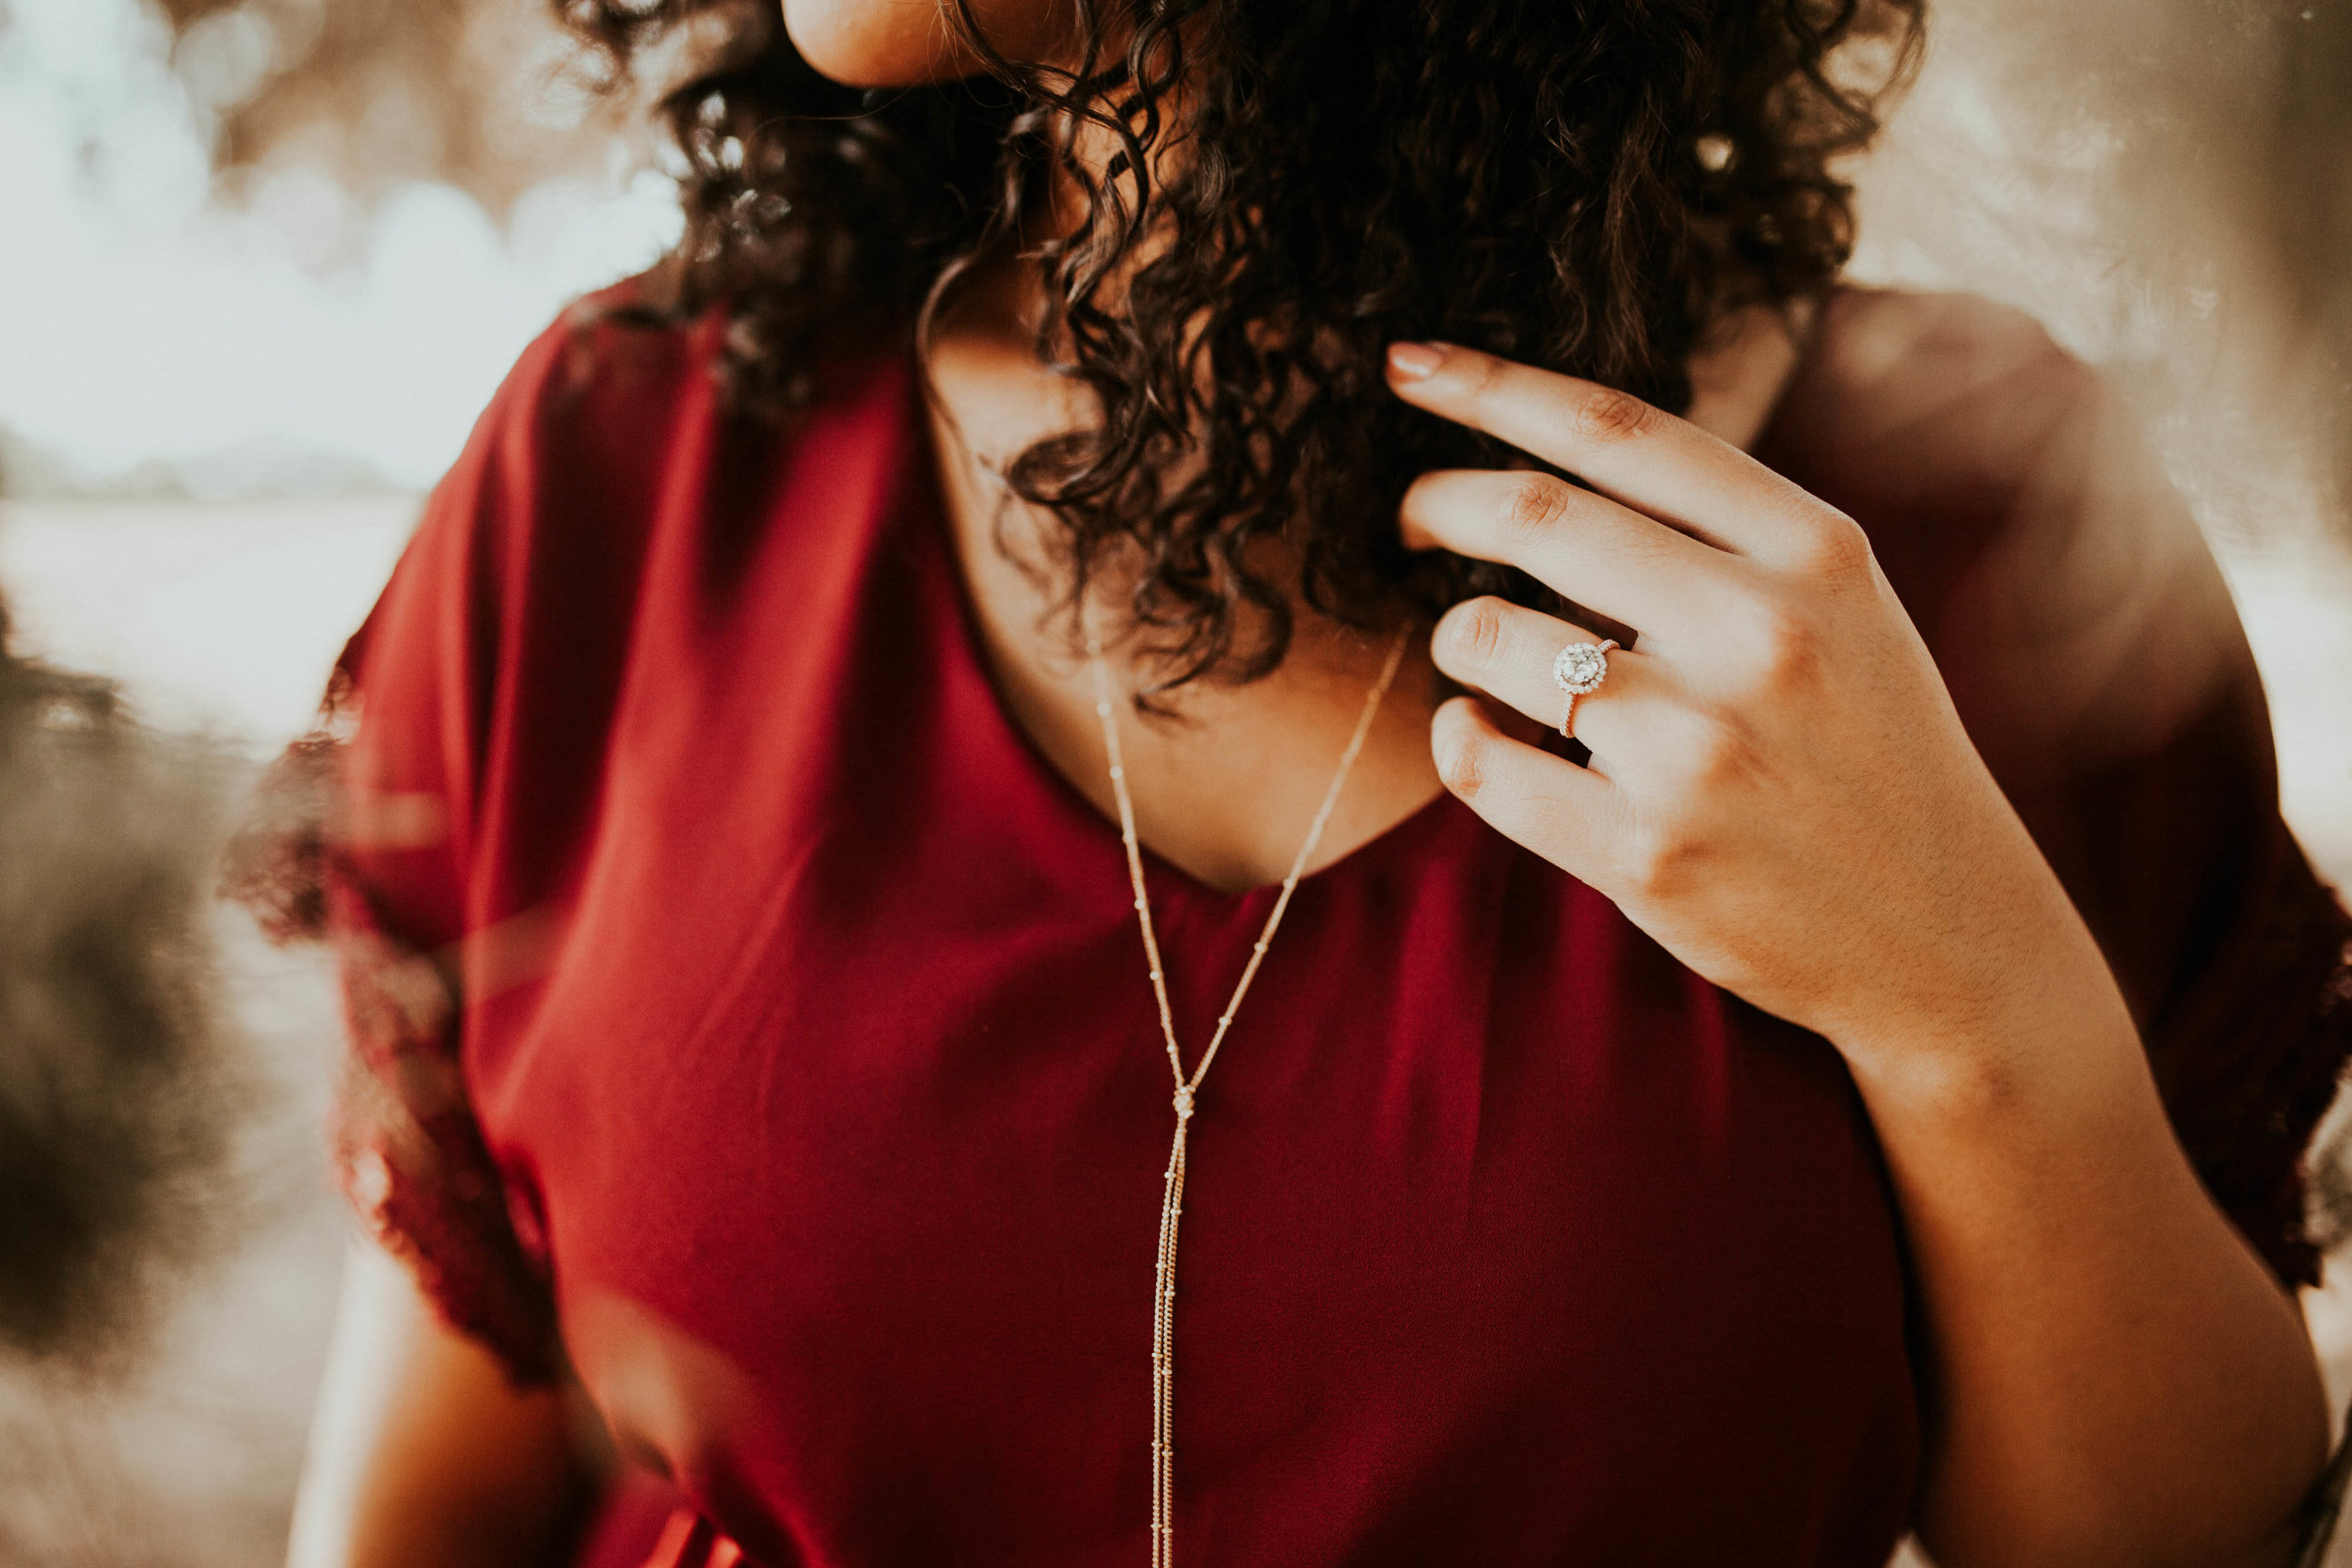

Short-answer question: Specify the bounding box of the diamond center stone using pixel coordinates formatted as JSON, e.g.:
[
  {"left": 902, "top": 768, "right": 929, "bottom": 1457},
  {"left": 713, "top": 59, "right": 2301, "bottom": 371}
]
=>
[{"left": 1552, "top": 642, "right": 1608, "bottom": 694}]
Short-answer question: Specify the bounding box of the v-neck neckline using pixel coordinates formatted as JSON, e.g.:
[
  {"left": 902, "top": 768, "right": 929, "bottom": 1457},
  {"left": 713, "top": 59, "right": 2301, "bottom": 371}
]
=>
[
  {"left": 898, "top": 366, "right": 1463, "bottom": 912},
  {"left": 896, "top": 289, "right": 1831, "bottom": 911}
]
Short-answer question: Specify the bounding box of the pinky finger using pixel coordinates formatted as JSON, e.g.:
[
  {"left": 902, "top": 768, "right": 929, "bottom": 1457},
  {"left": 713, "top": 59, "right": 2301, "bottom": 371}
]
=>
[{"left": 1432, "top": 693, "right": 1630, "bottom": 883}]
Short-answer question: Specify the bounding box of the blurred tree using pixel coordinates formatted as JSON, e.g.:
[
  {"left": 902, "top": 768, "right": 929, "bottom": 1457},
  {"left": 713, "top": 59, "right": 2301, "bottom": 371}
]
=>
[
  {"left": 111, "top": 0, "right": 2352, "bottom": 508},
  {"left": 0, "top": 609, "right": 245, "bottom": 1368},
  {"left": 153, "top": 0, "right": 619, "bottom": 214}
]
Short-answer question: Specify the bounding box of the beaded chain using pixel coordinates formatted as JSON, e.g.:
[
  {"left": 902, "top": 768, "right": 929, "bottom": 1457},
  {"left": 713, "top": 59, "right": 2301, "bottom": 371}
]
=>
[{"left": 1086, "top": 627, "right": 1410, "bottom": 1568}]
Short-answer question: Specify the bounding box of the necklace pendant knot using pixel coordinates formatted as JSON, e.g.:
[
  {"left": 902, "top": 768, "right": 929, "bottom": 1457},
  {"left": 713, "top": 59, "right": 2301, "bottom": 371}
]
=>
[{"left": 1090, "top": 629, "right": 1407, "bottom": 1568}]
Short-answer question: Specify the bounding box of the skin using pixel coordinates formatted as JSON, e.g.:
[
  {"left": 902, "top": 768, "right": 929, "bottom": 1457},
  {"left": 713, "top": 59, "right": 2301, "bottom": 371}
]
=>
[
  {"left": 1385, "top": 341, "right": 2325, "bottom": 1566},
  {"left": 293, "top": 4, "right": 2329, "bottom": 1564},
  {"left": 779, "top": 0, "right": 1069, "bottom": 86},
  {"left": 286, "top": 1243, "right": 583, "bottom": 1568}
]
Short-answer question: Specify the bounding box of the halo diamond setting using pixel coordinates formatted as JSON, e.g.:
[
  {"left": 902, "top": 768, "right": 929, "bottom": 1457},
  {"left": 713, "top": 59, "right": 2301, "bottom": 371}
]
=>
[{"left": 1551, "top": 641, "right": 1611, "bottom": 695}]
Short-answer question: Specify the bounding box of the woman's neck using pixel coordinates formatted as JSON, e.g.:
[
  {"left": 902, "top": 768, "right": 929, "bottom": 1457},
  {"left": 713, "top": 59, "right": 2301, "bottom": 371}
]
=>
[{"left": 918, "top": 261, "right": 1814, "bottom": 893}]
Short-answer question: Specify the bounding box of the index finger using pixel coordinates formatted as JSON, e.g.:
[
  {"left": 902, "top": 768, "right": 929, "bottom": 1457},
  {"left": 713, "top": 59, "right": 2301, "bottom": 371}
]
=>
[{"left": 1385, "top": 341, "right": 1839, "bottom": 569}]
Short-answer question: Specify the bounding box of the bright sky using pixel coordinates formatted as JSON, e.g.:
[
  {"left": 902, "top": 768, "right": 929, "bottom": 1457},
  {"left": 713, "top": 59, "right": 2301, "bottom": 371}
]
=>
[{"left": 0, "top": 0, "right": 680, "bottom": 492}]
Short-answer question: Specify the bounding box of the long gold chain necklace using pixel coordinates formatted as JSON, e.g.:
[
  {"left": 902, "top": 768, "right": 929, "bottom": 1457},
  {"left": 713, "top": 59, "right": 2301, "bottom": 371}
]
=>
[{"left": 1085, "top": 627, "right": 1410, "bottom": 1568}]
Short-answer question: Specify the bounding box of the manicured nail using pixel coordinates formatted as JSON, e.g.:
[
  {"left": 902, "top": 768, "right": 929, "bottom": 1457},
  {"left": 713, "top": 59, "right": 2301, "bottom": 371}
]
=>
[{"left": 1387, "top": 341, "right": 1445, "bottom": 381}]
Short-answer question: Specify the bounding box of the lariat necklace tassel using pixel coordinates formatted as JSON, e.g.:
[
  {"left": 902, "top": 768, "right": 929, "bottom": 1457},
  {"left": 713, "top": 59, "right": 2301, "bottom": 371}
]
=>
[
  {"left": 1089, "top": 629, "right": 1408, "bottom": 1568},
  {"left": 1151, "top": 1106, "right": 1188, "bottom": 1568}
]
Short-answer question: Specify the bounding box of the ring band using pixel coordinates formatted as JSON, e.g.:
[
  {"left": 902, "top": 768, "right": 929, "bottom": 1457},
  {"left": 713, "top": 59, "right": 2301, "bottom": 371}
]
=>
[{"left": 1552, "top": 638, "right": 1618, "bottom": 739}]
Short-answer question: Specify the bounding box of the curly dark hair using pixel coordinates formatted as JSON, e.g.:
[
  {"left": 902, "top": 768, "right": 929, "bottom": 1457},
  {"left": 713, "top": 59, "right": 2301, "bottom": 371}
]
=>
[{"left": 557, "top": 0, "right": 1923, "bottom": 692}]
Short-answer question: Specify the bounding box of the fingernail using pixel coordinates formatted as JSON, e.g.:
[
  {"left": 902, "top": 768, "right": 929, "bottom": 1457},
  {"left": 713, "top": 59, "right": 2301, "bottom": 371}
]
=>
[{"left": 1387, "top": 341, "right": 1445, "bottom": 381}]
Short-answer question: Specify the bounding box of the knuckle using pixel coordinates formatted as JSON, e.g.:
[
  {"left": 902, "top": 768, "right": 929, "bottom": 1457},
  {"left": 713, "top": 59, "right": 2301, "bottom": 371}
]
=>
[
  {"left": 1435, "top": 721, "right": 1490, "bottom": 798},
  {"left": 1793, "top": 511, "right": 1873, "bottom": 582},
  {"left": 1569, "top": 386, "right": 1657, "bottom": 445},
  {"left": 1684, "top": 711, "right": 1762, "bottom": 789},
  {"left": 1737, "top": 596, "right": 1824, "bottom": 692},
  {"left": 1497, "top": 474, "right": 1574, "bottom": 542},
  {"left": 1761, "top": 614, "right": 1823, "bottom": 689},
  {"left": 1443, "top": 596, "right": 1513, "bottom": 669},
  {"left": 1622, "top": 821, "right": 1700, "bottom": 901},
  {"left": 1460, "top": 353, "right": 1510, "bottom": 403}
]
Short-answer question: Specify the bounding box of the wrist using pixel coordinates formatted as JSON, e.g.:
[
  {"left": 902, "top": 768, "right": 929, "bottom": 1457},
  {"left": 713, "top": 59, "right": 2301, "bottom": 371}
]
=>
[{"left": 1828, "top": 921, "right": 2153, "bottom": 1135}]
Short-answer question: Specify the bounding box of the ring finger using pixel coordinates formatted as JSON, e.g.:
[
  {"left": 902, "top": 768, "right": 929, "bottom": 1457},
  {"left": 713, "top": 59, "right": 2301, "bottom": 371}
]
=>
[{"left": 1430, "top": 595, "right": 1689, "bottom": 776}]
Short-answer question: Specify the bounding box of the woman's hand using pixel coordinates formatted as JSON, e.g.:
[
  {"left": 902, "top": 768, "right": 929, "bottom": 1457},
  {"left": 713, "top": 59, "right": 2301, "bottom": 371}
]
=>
[
  {"left": 1387, "top": 339, "right": 2114, "bottom": 1091},
  {"left": 1388, "top": 339, "right": 2328, "bottom": 1568}
]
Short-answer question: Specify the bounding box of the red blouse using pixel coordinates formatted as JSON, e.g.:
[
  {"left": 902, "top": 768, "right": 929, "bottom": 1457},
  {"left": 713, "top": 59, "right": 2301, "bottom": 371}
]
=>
[{"left": 246, "top": 287, "right": 2351, "bottom": 1568}]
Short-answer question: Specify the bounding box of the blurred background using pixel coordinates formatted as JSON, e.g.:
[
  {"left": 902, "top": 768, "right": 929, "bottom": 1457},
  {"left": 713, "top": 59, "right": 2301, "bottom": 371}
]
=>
[{"left": 0, "top": 0, "right": 2347, "bottom": 1562}]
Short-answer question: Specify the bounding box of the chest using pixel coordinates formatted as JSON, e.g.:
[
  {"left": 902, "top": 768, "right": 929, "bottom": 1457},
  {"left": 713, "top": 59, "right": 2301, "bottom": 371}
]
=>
[
  {"left": 449, "top": 438, "right": 1919, "bottom": 1565},
  {"left": 468, "top": 745, "right": 1916, "bottom": 1564}
]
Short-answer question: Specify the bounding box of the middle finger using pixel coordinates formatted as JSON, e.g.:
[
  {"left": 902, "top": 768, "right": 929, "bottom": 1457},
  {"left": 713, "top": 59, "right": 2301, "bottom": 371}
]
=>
[{"left": 1402, "top": 467, "right": 1743, "bottom": 652}]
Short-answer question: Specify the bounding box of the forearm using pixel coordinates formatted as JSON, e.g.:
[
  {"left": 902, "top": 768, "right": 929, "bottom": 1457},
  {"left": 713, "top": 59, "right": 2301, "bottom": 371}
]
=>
[
  {"left": 1388, "top": 340, "right": 2335, "bottom": 1565},
  {"left": 1845, "top": 948, "right": 2328, "bottom": 1568}
]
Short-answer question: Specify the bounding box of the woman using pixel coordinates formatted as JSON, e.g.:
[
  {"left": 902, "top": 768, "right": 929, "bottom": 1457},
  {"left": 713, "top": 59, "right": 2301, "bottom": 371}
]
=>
[{"left": 260, "top": 0, "right": 2352, "bottom": 1564}]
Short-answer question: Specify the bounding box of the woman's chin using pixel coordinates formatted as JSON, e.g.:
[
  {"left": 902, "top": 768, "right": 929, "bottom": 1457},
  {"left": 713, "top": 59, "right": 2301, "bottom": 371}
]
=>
[{"left": 781, "top": 0, "right": 977, "bottom": 88}]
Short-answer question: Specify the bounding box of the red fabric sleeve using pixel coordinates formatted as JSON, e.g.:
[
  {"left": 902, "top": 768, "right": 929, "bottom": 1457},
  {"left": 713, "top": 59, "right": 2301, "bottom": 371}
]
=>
[
  {"left": 2008, "top": 626, "right": 2352, "bottom": 1288},
  {"left": 1940, "top": 350, "right": 2352, "bottom": 1291},
  {"left": 1768, "top": 289, "right": 2352, "bottom": 1288},
  {"left": 226, "top": 293, "right": 704, "bottom": 1381},
  {"left": 224, "top": 562, "right": 564, "bottom": 1383},
  {"left": 226, "top": 395, "right": 567, "bottom": 1379}
]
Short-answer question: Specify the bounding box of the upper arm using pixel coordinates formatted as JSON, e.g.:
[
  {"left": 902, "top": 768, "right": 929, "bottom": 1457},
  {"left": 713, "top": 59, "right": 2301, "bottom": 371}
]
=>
[
  {"left": 1783, "top": 289, "right": 2352, "bottom": 1285},
  {"left": 309, "top": 295, "right": 707, "bottom": 1374},
  {"left": 286, "top": 1239, "right": 586, "bottom": 1568},
  {"left": 232, "top": 294, "right": 726, "bottom": 1564}
]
